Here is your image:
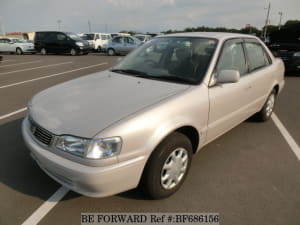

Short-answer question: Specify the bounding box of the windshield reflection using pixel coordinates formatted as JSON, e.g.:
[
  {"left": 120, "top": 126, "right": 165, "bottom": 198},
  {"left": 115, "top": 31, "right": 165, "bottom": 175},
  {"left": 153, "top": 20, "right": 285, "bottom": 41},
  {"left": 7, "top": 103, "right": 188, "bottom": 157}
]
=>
[{"left": 112, "top": 37, "right": 218, "bottom": 84}]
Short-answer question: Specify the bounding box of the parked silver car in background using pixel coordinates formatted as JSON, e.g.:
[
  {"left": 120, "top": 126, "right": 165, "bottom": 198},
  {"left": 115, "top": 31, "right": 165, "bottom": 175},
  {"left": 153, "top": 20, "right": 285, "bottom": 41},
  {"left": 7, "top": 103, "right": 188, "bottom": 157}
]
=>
[
  {"left": 0, "top": 38, "right": 35, "bottom": 54},
  {"left": 22, "top": 32, "right": 284, "bottom": 199},
  {"left": 107, "top": 35, "right": 142, "bottom": 56},
  {"left": 134, "top": 34, "right": 152, "bottom": 43}
]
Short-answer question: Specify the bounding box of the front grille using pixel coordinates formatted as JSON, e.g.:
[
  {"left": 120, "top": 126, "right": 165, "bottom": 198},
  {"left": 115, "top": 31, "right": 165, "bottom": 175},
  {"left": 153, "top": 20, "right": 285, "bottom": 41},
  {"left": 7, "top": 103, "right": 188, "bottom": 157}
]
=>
[{"left": 29, "top": 118, "right": 54, "bottom": 146}]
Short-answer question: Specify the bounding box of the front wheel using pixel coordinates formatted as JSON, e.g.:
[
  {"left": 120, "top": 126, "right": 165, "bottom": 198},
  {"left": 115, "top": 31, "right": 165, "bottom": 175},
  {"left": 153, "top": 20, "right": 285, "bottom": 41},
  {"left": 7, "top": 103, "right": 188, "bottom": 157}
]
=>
[
  {"left": 255, "top": 90, "right": 277, "bottom": 121},
  {"left": 107, "top": 48, "right": 115, "bottom": 56},
  {"left": 40, "top": 48, "right": 47, "bottom": 55},
  {"left": 140, "top": 132, "right": 192, "bottom": 199},
  {"left": 16, "top": 48, "right": 23, "bottom": 55},
  {"left": 70, "top": 48, "right": 77, "bottom": 56}
]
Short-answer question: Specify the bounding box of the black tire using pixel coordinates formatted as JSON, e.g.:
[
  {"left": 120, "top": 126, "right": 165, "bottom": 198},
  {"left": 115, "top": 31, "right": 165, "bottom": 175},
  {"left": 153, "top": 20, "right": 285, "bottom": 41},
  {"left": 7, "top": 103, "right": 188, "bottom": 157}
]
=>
[
  {"left": 16, "top": 48, "right": 23, "bottom": 55},
  {"left": 40, "top": 48, "right": 47, "bottom": 55},
  {"left": 97, "top": 46, "right": 102, "bottom": 52},
  {"left": 107, "top": 48, "right": 115, "bottom": 56},
  {"left": 140, "top": 132, "right": 193, "bottom": 199},
  {"left": 255, "top": 89, "right": 277, "bottom": 122}
]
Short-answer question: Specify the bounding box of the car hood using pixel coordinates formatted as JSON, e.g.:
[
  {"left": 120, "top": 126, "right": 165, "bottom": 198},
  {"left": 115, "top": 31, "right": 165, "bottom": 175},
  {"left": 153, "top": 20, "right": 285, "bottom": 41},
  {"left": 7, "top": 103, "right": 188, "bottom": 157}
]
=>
[{"left": 29, "top": 71, "right": 190, "bottom": 138}]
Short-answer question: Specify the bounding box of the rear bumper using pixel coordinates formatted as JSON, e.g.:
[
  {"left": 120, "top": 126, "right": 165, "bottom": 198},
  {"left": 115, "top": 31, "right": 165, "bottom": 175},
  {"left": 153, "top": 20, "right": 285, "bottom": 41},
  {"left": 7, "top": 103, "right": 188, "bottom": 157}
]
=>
[{"left": 22, "top": 117, "right": 147, "bottom": 197}]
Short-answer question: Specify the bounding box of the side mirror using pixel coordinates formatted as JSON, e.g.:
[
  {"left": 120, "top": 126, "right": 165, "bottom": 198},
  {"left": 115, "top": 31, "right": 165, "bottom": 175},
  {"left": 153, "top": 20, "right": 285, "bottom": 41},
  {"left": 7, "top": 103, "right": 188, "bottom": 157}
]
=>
[
  {"left": 9, "top": 41, "right": 14, "bottom": 44},
  {"left": 217, "top": 70, "right": 240, "bottom": 83}
]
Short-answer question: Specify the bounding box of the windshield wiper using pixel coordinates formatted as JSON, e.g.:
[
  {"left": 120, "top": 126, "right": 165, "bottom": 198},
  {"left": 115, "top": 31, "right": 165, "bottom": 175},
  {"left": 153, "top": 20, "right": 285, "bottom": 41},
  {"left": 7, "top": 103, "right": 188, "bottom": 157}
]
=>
[
  {"left": 110, "top": 69, "right": 149, "bottom": 76},
  {"left": 154, "top": 75, "right": 195, "bottom": 84}
]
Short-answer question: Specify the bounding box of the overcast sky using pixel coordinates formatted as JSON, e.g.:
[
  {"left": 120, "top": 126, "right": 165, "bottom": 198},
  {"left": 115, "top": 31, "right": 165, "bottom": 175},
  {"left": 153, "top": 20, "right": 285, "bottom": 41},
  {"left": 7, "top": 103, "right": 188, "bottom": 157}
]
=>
[{"left": 0, "top": 0, "right": 299, "bottom": 34}]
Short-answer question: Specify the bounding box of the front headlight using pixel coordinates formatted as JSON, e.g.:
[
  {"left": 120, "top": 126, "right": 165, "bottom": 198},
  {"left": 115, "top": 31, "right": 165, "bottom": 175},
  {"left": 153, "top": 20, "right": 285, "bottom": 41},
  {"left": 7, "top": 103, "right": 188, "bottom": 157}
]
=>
[
  {"left": 76, "top": 42, "right": 84, "bottom": 47},
  {"left": 55, "top": 136, "right": 121, "bottom": 159},
  {"left": 293, "top": 52, "right": 300, "bottom": 57}
]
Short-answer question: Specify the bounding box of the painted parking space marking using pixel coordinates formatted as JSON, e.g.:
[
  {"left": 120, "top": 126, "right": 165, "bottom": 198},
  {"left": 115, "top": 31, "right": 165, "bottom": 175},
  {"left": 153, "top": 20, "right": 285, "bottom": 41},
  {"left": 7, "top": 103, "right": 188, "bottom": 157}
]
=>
[
  {"left": 0, "top": 62, "right": 108, "bottom": 89},
  {"left": 272, "top": 113, "right": 300, "bottom": 160},
  {"left": 0, "top": 61, "right": 73, "bottom": 76},
  {"left": 0, "top": 107, "right": 27, "bottom": 120},
  {"left": 1, "top": 59, "right": 17, "bottom": 63},
  {"left": 21, "top": 186, "right": 69, "bottom": 225},
  {"left": 0, "top": 60, "right": 42, "bottom": 68}
]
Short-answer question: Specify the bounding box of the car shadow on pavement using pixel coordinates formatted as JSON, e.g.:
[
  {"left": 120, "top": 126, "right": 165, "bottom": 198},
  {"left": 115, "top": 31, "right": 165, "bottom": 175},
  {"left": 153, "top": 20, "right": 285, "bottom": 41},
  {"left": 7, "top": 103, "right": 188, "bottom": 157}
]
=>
[{"left": 0, "top": 118, "right": 61, "bottom": 201}]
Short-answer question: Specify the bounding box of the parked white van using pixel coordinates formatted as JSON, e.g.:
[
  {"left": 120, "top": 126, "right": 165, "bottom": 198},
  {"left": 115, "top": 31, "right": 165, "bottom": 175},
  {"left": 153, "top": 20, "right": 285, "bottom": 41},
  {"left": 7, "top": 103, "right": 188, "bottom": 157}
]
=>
[{"left": 80, "top": 33, "right": 111, "bottom": 52}]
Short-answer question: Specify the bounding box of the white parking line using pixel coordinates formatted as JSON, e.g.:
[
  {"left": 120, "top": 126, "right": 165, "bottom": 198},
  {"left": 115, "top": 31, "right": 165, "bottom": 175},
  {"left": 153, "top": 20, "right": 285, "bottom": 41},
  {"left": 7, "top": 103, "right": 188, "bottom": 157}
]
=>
[
  {"left": 21, "top": 186, "right": 69, "bottom": 225},
  {"left": 272, "top": 113, "right": 300, "bottom": 161},
  {"left": 0, "top": 62, "right": 108, "bottom": 89},
  {"left": 0, "top": 61, "right": 72, "bottom": 75},
  {"left": 0, "top": 60, "right": 42, "bottom": 68},
  {"left": 0, "top": 107, "right": 27, "bottom": 120},
  {"left": 1, "top": 59, "right": 16, "bottom": 63}
]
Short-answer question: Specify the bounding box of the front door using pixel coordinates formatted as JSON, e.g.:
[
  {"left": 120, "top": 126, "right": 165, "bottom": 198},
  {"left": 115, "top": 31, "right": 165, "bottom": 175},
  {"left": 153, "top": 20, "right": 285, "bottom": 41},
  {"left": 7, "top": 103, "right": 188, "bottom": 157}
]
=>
[{"left": 207, "top": 38, "right": 251, "bottom": 142}]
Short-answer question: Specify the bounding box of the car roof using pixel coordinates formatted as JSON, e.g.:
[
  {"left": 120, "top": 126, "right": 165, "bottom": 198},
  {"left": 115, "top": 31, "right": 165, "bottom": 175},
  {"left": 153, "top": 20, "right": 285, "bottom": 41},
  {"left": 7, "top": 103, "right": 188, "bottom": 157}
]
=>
[{"left": 160, "top": 32, "right": 258, "bottom": 41}]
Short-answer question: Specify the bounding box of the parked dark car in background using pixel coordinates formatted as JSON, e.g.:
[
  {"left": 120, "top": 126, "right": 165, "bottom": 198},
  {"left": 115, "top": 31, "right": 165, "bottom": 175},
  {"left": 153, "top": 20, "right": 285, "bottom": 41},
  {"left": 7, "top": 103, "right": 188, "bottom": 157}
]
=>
[
  {"left": 268, "top": 29, "right": 300, "bottom": 74},
  {"left": 34, "top": 31, "right": 90, "bottom": 56}
]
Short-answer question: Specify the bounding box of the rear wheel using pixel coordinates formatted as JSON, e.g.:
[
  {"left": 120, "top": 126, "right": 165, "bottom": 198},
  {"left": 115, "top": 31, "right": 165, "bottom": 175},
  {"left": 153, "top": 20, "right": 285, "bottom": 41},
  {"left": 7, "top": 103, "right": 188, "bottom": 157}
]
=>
[
  {"left": 255, "top": 89, "right": 276, "bottom": 121},
  {"left": 107, "top": 48, "right": 115, "bottom": 56},
  {"left": 16, "top": 48, "right": 23, "bottom": 55},
  {"left": 40, "top": 48, "right": 47, "bottom": 55},
  {"left": 97, "top": 46, "right": 102, "bottom": 52},
  {"left": 140, "top": 132, "right": 192, "bottom": 199}
]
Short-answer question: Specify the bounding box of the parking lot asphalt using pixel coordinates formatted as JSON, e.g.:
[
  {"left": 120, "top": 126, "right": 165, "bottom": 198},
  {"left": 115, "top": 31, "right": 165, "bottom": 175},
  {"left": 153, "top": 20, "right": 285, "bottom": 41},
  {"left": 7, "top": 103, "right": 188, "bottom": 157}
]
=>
[{"left": 0, "top": 54, "right": 299, "bottom": 225}]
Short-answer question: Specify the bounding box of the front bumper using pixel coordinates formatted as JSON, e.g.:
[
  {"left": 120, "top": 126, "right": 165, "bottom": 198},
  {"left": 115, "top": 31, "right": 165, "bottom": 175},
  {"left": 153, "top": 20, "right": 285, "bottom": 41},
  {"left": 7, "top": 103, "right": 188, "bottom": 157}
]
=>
[{"left": 22, "top": 117, "right": 146, "bottom": 197}]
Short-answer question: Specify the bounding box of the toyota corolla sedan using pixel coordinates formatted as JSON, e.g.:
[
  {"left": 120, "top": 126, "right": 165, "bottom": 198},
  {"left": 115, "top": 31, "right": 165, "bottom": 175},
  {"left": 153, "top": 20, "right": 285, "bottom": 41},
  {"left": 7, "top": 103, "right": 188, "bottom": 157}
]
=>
[{"left": 22, "top": 33, "right": 284, "bottom": 199}]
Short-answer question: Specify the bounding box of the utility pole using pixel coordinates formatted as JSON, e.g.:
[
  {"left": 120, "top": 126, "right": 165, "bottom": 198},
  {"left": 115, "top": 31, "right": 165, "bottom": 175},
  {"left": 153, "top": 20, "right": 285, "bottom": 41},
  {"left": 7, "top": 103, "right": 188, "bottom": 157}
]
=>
[
  {"left": 278, "top": 12, "right": 283, "bottom": 30},
  {"left": 88, "top": 20, "right": 92, "bottom": 33},
  {"left": 0, "top": 16, "right": 4, "bottom": 35},
  {"left": 263, "top": 2, "right": 271, "bottom": 39},
  {"left": 57, "top": 20, "right": 61, "bottom": 31}
]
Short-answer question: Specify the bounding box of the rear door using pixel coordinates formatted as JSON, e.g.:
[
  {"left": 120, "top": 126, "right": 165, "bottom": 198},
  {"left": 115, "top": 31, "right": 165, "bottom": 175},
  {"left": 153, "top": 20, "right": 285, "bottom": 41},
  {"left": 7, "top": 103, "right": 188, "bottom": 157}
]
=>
[{"left": 242, "top": 39, "right": 274, "bottom": 115}]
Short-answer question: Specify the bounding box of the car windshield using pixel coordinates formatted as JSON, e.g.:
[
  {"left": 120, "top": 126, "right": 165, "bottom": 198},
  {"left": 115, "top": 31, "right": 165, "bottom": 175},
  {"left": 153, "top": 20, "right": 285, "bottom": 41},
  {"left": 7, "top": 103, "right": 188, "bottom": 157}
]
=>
[
  {"left": 67, "top": 33, "right": 83, "bottom": 41},
  {"left": 111, "top": 37, "right": 218, "bottom": 85},
  {"left": 81, "top": 34, "right": 95, "bottom": 40}
]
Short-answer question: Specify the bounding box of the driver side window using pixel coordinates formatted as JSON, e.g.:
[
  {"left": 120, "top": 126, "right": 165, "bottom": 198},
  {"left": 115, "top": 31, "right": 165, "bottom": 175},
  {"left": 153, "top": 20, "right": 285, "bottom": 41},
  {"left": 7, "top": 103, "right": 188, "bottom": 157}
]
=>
[{"left": 216, "top": 40, "right": 247, "bottom": 76}]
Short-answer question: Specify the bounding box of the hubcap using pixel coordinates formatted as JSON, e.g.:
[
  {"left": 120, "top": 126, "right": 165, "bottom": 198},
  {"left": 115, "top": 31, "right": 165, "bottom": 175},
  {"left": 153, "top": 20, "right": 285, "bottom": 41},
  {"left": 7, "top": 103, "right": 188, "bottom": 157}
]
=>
[
  {"left": 266, "top": 94, "right": 275, "bottom": 117},
  {"left": 17, "top": 49, "right": 21, "bottom": 54},
  {"left": 71, "top": 49, "right": 76, "bottom": 55},
  {"left": 108, "top": 49, "right": 114, "bottom": 56},
  {"left": 41, "top": 49, "right": 46, "bottom": 55},
  {"left": 161, "top": 148, "right": 188, "bottom": 190}
]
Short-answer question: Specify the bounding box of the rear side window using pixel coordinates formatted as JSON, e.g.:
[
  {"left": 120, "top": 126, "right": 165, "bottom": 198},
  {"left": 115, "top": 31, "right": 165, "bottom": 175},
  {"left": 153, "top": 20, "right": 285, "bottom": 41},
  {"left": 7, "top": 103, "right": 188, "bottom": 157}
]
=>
[
  {"left": 216, "top": 41, "right": 247, "bottom": 76},
  {"left": 101, "top": 35, "right": 107, "bottom": 40},
  {"left": 245, "top": 42, "right": 270, "bottom": 71}
]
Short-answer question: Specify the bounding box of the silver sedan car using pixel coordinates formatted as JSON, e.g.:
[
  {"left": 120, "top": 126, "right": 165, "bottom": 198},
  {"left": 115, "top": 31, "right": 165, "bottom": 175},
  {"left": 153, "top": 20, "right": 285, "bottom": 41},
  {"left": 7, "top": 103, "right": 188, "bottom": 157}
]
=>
[
  {"left": 107, "top": 35, "right": 142, "bottom": 56},
  {"left": 22, "top": 32, "right": 284, "bottom": 199}
]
